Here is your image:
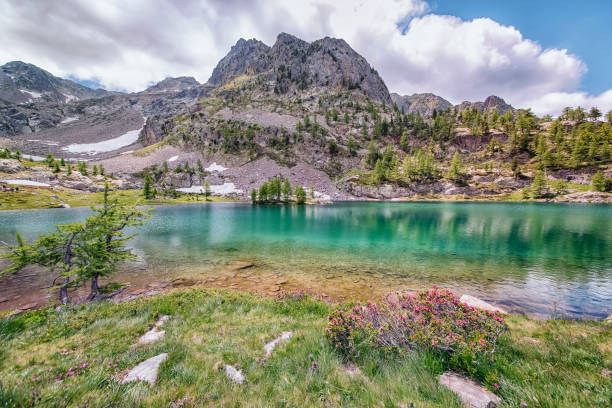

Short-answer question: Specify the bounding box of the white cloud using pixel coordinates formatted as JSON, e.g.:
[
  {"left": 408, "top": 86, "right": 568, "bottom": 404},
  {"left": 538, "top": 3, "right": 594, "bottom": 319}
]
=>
[{"left": 0, "top": 0, "right": 609, "bottom": 115}]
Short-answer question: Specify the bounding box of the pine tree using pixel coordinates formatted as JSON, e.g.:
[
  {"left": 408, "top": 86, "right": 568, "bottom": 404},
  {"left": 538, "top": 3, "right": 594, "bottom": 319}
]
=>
[
  {"left": 251, "top": 189, "right": 257, "bottom": 204},
  {"left": 60, "top": 157, "right": 66, "bottom": 166},
  {"left": 204, "top": 181, "right": 211, "bottom": 201},
  {"left": 347, "top": 137, "right": 357, "bottom": 156},
  {"left": 281, "top": 178, "right": 291, "bottom": 202},
  {"left": 445, "top": 152, "right": 465, "bottom": 183},
  {"left": 295, "top": 186, "right": 306, "bottom": 204},
  {"left": 92, "top": 165, "right": 98, "bottom": 176},
  {"left": 531, "top": 170, "right": 549, "bottom": 198},
  {"left": 143, "top": 174, "right": 154, "bottom": 199}
]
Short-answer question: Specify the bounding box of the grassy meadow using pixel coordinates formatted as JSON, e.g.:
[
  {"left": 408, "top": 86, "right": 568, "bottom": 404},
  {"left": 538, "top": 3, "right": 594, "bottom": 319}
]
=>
[{"left": 0, "top": 289, "right": 609, "bottom": 407}]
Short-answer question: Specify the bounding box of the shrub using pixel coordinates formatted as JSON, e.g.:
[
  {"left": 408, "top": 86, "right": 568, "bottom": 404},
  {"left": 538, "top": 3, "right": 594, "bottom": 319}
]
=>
[{"left": 325, "top": 287, "right": 507, "bottom": 364}]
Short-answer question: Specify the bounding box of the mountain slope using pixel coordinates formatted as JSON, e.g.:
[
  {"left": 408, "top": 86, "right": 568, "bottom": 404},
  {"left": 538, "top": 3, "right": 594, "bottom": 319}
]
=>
[{"left": 0, "top": 61, "right": 108, "bottom": 104}]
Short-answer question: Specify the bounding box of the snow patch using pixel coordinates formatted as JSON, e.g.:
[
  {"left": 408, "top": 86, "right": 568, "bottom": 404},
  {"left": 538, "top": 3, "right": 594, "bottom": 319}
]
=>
[
  {"left": 177, "top": 183, "right": 242, "bottom": 195},
  {"left": 62, "top": 93, "right": 79, "bottom": 103},
  {"left": 2, "top": 179, "right": 50, "bottom": 187},
  {"left": 120, "top": 150, "right": 134, "bottom": 155},
  {"left": 60, "top": 116, "right": 78, "bottom": 124},
  {"left": 167, "top": 155, "right": 179, "bottom": 162},
  {"left": 19, "top": 89, "right": 42, "bottom": 99},
  {"left": 25, "top": 155, "right": 45, "bottom": 161},
  {"left": 205, "top": 162, "right": 227, "bottom": 172},
  {"left": 63, "top": 118, "right": 145, "bottom": 155}
]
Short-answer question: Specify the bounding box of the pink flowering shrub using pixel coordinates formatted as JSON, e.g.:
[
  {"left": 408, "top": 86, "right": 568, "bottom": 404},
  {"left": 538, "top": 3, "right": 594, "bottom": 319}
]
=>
[{"left": 325, "top": 287, "right": 507, "bottom": 361}]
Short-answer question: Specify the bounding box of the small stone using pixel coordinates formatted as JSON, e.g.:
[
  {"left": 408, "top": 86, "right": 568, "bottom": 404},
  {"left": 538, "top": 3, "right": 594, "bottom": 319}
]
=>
[
  {"left": 275, "top": 279, "right": 288, "bottom": 285},
  {"left": 19, "top": 303, "right": 38, "bottom": 311},
  {"left": 602, "top": 368, "right": 612, "bottom": 377},
  {"left": 121, "top": 353, "right": 168, "bottom": 385},
  {"left": 523, "top": 337, "right": 540, "bottom": 344},
  {"left": 138, "top": 315, "right": 169, "bottom": 345},
  {"left": 271, "top": 286, "right": 281, "bottom": 292},
  {"left": 439, "top": 371, "right": 500, "bottom": 408},
  {"left": 263, "top": 331, "right": 293, "bottom": 356},
  {"left": 460, "top": 295, "right": 507, "bottom": 314},
  {"left": 224, "top": 365, "right": 245, "bottom": 384}
]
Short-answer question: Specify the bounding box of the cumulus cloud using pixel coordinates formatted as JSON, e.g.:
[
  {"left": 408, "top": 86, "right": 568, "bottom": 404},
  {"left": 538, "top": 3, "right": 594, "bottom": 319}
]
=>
[{"left": 0, "top": 0, "right": 609, "bottom": 115}]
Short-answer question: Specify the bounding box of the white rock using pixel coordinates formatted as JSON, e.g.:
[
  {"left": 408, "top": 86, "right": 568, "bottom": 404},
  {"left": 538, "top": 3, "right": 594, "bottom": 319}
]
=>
[
  {"left": 439, "top": 371, "right": 500, "bottom": 408},
  {"left": 138, "top": 315, "right": 169, "bottom": 345},
  {"left": 224, "top": 365, "right": 245, "bottom": 384},
  {"left": 263, "top": 331, "right": 293, "bottom": 356},
  {"left": 460, "top": 295, "right": 507, "bottom": 314},
  {"left": 121, "top": 353, "right": 168, "bottom": 385}
]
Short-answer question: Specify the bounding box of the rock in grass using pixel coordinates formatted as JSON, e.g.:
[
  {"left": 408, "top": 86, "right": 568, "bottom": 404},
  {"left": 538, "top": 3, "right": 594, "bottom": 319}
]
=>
[
  {"left": 224, "top": 365, "right": 245, "bottom": 384},
  {"left": 439, "top": 372, "right": 500, "bottom": 408},
  {"left": 459, "top": 295, "right": 507, "bottom": 314},
  {"left": 263, "top": 331, "right": 293, "bottom": 356},
  {"left": 121, "top": 353, "right": 168, "bottom": 385},
  {"left": 138, "top": 315, "right": 169, "bottom": 345}
]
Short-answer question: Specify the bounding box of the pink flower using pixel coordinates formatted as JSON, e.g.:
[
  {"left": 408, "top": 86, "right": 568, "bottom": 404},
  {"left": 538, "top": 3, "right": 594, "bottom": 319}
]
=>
[
  {"left": 521, "top": 401, "right": 527, "bottom": 407},
  {"left": 493, "top": 383, "right": 499, "bottom": 389}
]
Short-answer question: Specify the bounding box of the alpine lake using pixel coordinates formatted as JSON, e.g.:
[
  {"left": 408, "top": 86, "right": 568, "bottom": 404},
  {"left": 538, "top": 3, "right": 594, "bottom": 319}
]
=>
[{"left": 0, "top": 201, "right": 610, "bottom": 319}]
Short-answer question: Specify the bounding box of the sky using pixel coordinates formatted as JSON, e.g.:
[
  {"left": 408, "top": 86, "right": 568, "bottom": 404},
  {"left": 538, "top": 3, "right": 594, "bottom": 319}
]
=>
[{"left": 0, "top": 0, "right": 610, "bottom": 116}]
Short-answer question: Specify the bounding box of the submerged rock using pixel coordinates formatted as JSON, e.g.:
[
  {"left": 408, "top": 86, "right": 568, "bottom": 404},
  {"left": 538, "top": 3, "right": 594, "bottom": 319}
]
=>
[
  {"left": 460, "top": 295, "right": 507, "bottom": 314},
  {"left": 439, "top": 371, "right": 500, "bottom": 408},
  {"left": 121, "top": 353, "right": 168, "bottom": 385}
]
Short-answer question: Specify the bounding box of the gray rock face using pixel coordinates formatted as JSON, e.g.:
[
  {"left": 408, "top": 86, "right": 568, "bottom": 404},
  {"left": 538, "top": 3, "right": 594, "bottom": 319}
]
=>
[
  {"left": 0, "top": 61, "right": 108, "bottom": 105},
  {"left": 391, "top": 92, "right": 452, "bottom": 117},
  {"left": 208, "top": 33, "right": 392, "bottom": 104},
  {"left": 439, "top": 371, "right": 501, "bottom": 408}
]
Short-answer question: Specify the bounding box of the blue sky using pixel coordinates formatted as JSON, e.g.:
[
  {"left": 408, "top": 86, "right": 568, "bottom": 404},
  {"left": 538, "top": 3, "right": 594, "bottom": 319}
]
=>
[{"left": 431, "top": 0, "right": 610, "bottom": 95}]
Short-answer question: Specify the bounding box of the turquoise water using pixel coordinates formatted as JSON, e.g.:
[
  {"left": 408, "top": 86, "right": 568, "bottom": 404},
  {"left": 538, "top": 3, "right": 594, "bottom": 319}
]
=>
[{"left": 0, "top": 202, "right": 610, "bottom": 317}]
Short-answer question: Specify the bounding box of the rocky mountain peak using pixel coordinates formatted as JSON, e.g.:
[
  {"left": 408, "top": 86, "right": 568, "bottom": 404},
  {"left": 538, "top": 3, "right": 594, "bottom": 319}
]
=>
[
  {"left": 144, "top": 76, "right": 200, "bottom": 93},
  {"left": 208, "top": 33, "right": 391, "bottom": 103},
  {"left": 457, "top": 95, "right": 513, "bottom": 114},
  {"left": 391, "top": 92, "right": 452, "bottom": 118},
  {"left": 207, "top": 38, "right": 271, "bottom": 86}
]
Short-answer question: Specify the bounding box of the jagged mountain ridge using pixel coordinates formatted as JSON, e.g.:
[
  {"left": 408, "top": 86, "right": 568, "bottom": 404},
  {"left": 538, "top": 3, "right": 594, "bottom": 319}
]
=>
[
  {"left": 208, "top": 32, "right": 392, "bottom": 104},
  {"left": 0, "top": 61, "right": 109, "bottom": 104}
]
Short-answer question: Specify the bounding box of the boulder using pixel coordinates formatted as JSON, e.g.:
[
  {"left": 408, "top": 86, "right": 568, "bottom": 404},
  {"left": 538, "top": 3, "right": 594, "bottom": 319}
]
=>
[
  {"left": 60, "top": 172, "right": 99, "bottom": 191},
  {"left": 121, "top": 353, "right": 168, "bottom": 386},
  {"left": 460, "top": 295, "right": 507, "bottom": 314},
  {"left": 439, "top": 371, "right": 500, "bottom": 408},
  {"left": 0, "top": 159, "right": 23, "bottom": 173}
]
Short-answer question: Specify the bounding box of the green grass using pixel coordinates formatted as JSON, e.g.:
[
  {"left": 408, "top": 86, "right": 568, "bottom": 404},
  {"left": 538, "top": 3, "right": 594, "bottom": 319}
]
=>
[
  {"left": 0, "top": 188, "right": 235, "bottom": 211},
  {"left": 0, "top": 289, "right": 609, "bottom": 407}
]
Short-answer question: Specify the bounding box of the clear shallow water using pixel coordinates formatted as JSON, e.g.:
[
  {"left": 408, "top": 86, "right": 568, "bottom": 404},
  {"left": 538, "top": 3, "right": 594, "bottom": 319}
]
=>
[{"left": 0, "top": 202, "right": 610, "bottom": 318}]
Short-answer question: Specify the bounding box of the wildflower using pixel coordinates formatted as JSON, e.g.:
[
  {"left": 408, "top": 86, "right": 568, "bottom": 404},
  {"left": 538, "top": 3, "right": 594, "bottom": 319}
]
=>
[
  {"left": 493, "top": 383, "right": 499, "bottom": 389},
  {"left": 521, "top": 402, "right": 527, "bottom": 407}
]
